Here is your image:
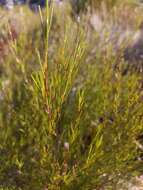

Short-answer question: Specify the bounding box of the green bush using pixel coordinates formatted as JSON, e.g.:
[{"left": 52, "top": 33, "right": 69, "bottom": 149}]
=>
[{"left": 0, "top": 3, "right": 143, "bottom": 190}]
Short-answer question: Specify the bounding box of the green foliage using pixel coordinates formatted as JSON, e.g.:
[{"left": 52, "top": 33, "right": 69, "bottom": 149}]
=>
[
  {"left": 0, "top": 2, "right": 143, "bottom": 190},
  {"left": 73, "top": 0, "right": 140, "bottom": 12}
]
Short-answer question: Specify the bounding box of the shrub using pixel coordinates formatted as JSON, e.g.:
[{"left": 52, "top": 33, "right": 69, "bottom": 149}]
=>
[{"left": 0, "top": 2, "right": 143, "bottom": 190}]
